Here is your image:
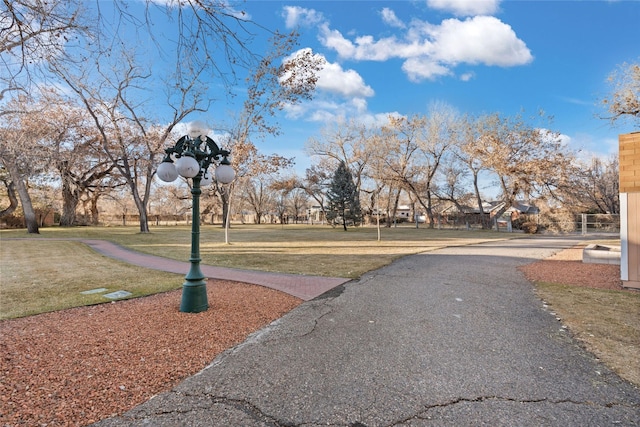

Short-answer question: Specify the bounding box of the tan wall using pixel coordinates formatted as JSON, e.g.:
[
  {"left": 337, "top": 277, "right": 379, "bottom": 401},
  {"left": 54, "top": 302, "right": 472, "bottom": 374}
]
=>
[
  {"left": 620, "top": 132, "right": 640, "bottom": 192},
  {"left": 624, "top": 193, "right": 640, "bottom": 286},
  {"left": 620, "top": 132, "right": 640, "bottom": 289}
]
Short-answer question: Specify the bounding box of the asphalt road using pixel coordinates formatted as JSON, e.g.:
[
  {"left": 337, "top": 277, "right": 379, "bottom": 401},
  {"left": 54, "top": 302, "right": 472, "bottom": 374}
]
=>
[{"left": 92, "top": 235, "right": 640, "bottom": 427}]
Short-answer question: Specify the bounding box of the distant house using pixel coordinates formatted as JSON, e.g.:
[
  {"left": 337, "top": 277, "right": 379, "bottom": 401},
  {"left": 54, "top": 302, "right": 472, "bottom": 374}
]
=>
[
  {"left": 395, "top": 205, "right": 414, "bottom": 220},
  {"left": 491, "top": 201, "right": 540, "bottom": 220},
  {"left": 438, "top": 201, "right": 496, "bottom": 216},
  {"left": 435, "top": 200, "right": 539, "bottom": 228},
  {"left": 380, "top": 200, "right": 539, "bottom": 228}
]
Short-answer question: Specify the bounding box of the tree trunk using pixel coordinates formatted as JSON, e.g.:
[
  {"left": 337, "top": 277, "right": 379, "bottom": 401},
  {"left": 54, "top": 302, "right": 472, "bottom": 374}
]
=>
[
  {"left": 90, "top": 194, "right": 100, "bottom": 225},
  {"left": 131, "top": 193, "right": 149, "bottom": 232},
  {"left": 341, "top": 206, "right": 348, "bottom": 231},
  {"left": 492, "top": 178, "right": 518, "bottom": 222},
  {"left": 424, "top": 190, "right": 435, "bottom": 229},
  {"left": 59, "top": 176, "right": 79, "bottom": 226},
  {"left": 220, "top": 188, "right": 231, "bottom": 228},
  {"left": 0, "top": 180, "right": 18, "bottom": 217},
  {"left": 472, "top": 171, "right": 487, "bottom": 228},
  {"left": 39, "top": 209, "right": 53, "bottom": 227},
  {"left": 387, "top": 188, "right": 400, "bottom": 228},
  {"left": 5, "top": 161, "right": 39, "bottom": 233},
  {"left": 15, "top": 179, "right": 40, "bottom": 234},
  {"left": 138, "top": 208, "right": 149, "bottom": 233},
  {"left": 124, "top": 177, "right": 150, "bottom": 232}
]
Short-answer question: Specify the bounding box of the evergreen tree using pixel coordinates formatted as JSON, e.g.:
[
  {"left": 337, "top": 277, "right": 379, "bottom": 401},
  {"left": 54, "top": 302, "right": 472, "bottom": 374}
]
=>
[{"left": 326, "top": 162, "right": 362, "bottom": 230}]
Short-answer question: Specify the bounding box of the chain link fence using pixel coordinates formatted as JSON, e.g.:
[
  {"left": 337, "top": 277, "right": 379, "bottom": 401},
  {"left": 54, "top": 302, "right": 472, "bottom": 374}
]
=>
[{"left": 507, "top": 213, "right": 620, "bottom": 235}]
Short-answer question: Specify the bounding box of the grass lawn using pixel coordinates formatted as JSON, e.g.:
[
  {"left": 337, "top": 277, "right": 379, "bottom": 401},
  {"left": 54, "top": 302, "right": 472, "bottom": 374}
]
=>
[
  {"left": 0, "top": 239, "right": 184, "bottom": 319},
  {"left": 1, "top": 224, "right": 509, "bottom": 319},
  {"left": 536, "top": 283, "right": 640, "bottom": 386},
  {"left": 1, "top": 225, "right": 637, "bottom": 386},
  {"left": 1, "top": 224, "right": 510, "bottom": 277}
]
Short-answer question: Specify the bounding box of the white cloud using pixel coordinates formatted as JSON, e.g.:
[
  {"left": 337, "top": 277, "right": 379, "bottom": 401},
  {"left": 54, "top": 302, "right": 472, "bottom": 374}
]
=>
[
  {"left": 303, "top": 102, "right": 401, "bottom": 129},
  {"left": 602, "top": 136, "right": 620, "bottom": 155},
  {"left": 380, "top": 8, "right": 406, "bottom": 29},
  {"left": 278, "top": 4, "right": 532, "bottom": 121},
  {"left": 460, "top": 72, "right": 475, "bottom": 81},
  {"left": 427, "top": 16, "right": 533, "bottom": 67},
  {"left": 283, "top": 83, "right": 399, "bottom": 127},
  {"left": 571, "top": 133, "right": 620, "bottom": 161},
  {"left": 308, "top": 108, "right": 339, "bottom": 123},
  {"left": 320, "top": 24, "right": 433, "bottom": 61},
  {"left": 316, "top": 10, "right": 532, "bottom": 81},
  {"left": 558, "top": 96, "right": 594, "bottom": 107},
  {"left": 302, "top": 98, "right": 359, "bottom": 123},
  {"left": 317, "top": 60, "right": 374, "bottom": 98},
  {"left": 282, "top": 6, "right": 324, "bottom": 28},
  {"left": 558, "top": 133, "right": 572, "bottom": 147},
  {"left": 281, "top": 51, "right": 375, "bottom": 123},
  {"left": 402, "top": 57, "right": 452, "bottom": 82},
  {"left": 148, "top": 0, "right": 251, "bottom": 19},
  {"left": 359, "top": 111, "right": 404, "bottom": 128},
  {"left": 427, "top": 0, "right": 501, "bottom": 16},
  {"left": 285, "top": 49, "right": 374, "bottom": 99},
  {"left": 318, "top": 24, "right": 358, "bottom": 58}
]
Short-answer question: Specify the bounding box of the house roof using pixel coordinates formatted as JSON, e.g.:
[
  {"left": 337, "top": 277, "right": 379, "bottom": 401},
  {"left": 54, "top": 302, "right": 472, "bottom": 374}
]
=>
[{"left": 438, "top": 200, "right": 539, "bottom": 215}]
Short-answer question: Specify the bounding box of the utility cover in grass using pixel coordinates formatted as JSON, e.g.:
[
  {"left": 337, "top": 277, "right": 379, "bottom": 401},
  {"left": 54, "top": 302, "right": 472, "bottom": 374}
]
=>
[
  {"left": 103, "top": 290, "right": 132, "bottom": 300},
  {"left": 81, "top": 288, "right": 108, "bottom": 295}
]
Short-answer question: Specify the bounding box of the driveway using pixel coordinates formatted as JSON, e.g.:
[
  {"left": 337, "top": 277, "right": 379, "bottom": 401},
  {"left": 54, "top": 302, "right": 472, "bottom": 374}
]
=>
[{"left": 93, "top": 235, "right": 640, "bottom": 426}]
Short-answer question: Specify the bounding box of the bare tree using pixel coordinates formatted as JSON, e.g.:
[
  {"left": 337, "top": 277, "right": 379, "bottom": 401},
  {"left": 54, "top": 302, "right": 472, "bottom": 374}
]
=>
[
  {"left": 601, "top": 59, "right": 640, "bottom": 126},
  {"left": 472, "top": 112, "right": 575, "bottom": 219},
  {"left": 273, "top": 190, "right": 289, "bottom": 224},
  {"left": 287, "top": 187, "right": 309, "bottom": 223},
  {"left": 274, "top": 166, "right": 331, "bottom": 220},
  {"left": 241, "top": 178, "right": 274, "bottom": 224},
  {"left": 268, "top": 180, "right": 309, "bottom": 224},
  {"left": 0, "top": 93, "right": 55, "bottom": 232},
  {"left": 306, "top": 118, "right": 373, "bottom": 194},
  {"left": 1, "top": 0, "right": 87, "bottom": 94},
  {"left": 53, "top": 53, "right": 179, "bottom": 232},
  {"left": 5, "top": 1, "right": 320, "bottom": 232},
  {"left": 573, "top": 156, "right": 620, "bottom": 214},
  {"left": 148, "top": 184, "right": 192, "bottom": 225},
  {"left": 26, "top": 91, "right": 119, "bottom": 225},
  {"left": 457, "top": 114, "right": 493, "bottom": 226},
  {"left": 435, "top": 163, "right": 474, "bottom": 214},
  {"left": 0, "top": 133, "right": 40, "bottom": 232},
  {"left": 414, "top": 103, "right": 458, "bottom": 226},
  {"left": 377, "top": 115, "right": 423, "bottom": 226},
  {"left": 359, "top": 131, "right": 388, "bottom": 233},
  {"left": 0, "top": 172, "right": 19, "bottom": 218},
  {"left": 221, "top": 42, "right": 323, "bottom": 226}
]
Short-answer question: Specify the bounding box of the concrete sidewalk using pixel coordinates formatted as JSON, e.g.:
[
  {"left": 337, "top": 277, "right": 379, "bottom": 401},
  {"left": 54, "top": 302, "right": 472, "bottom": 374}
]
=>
[
  {"left": 92, "top": 236, "right": 640, "bottom": 427},
  {"left": 81, "top": 239, "right": 350, "bottom": 301}
]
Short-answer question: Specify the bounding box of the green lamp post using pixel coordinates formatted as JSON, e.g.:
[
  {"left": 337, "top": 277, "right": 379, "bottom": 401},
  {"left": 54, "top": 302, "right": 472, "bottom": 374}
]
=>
[{"left": 156, "top": 122, "right": 235, "bottom": 313}]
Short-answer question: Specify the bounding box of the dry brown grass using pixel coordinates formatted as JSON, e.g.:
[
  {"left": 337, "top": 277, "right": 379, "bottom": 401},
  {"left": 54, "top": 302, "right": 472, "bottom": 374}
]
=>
[
  {"left": 1, "top": 225, "right": 509, "bottom": 278},
  {"left": 1, "top": 225, "right": 510, "bottom": 319},
  {"left": 520, "top": 244, "right": 640, "bottom": 387},
  {"left": 536, "top": 283, "right": 640, "bottom": 386},
  {"left": 0, "top": 240, "right": 183, "bottom": 320}
]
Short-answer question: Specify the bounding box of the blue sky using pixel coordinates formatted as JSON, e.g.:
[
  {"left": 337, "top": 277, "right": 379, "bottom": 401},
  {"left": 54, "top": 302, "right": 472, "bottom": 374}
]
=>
[
  {"left": 121, "top": 0, "right": 640, "bottom": 177},
  {"left": 205, "top": 0, "right": 639, "bottom": 173}
]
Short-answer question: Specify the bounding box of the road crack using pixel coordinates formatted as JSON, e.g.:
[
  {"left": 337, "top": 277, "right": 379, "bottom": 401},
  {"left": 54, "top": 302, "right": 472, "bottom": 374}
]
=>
[{"left": 389, "top": 396, "right": 640, "bottom": 425}]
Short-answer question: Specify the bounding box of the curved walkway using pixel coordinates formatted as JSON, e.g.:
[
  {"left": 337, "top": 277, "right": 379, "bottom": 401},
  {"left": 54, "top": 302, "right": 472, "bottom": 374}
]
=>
[
  {"left": 81, "top": 239, "right": 350, "bottom": 301},
  {"left": 92, "top": 235, "right": 640, "bottom": 427}
]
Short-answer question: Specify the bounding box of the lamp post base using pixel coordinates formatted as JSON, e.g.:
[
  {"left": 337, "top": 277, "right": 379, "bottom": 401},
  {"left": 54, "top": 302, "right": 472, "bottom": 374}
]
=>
[{"left": 180, "top": 280, "right": 209, "bottom": 313}]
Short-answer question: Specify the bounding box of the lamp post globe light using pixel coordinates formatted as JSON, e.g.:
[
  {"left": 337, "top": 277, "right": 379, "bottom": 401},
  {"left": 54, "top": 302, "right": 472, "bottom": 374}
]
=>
[{"left": 157, "top": 122, "right": 235, "bottom": 313}]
